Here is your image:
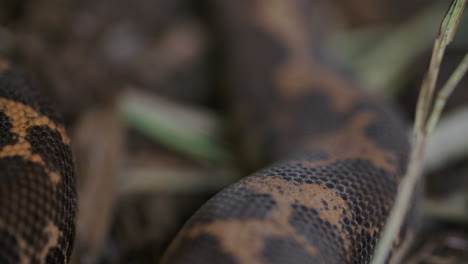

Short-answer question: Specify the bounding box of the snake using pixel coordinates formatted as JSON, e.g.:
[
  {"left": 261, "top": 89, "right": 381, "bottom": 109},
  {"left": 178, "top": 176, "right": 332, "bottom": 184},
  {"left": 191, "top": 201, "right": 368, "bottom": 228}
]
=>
[
  {"left": 0, "top": 0, "right": 421, "bottom": 263},
  {"left": 0, "top": 66, "right": 76, "bottom": 263}
]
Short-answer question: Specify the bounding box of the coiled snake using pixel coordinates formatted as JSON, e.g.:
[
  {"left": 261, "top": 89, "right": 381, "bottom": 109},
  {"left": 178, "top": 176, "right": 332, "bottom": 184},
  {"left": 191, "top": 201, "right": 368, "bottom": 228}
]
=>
[
  {"left": 0, "top": 68, "right": 76, "bottom": 263},
  {"left": 0, "top": 0, "right": 421, "bottom": 263}
]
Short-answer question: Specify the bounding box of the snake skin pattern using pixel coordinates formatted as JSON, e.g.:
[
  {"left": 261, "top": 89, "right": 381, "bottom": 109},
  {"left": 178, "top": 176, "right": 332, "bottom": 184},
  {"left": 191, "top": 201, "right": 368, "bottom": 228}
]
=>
[
  {"left": 161, "top": 0, "right": 419, "bottom": 263},
  {"left": 0, "top": 0, "right": 421, "bottom": 263},
  {"left": 0, "top": 66, "right": 76, "bottom": 263}
]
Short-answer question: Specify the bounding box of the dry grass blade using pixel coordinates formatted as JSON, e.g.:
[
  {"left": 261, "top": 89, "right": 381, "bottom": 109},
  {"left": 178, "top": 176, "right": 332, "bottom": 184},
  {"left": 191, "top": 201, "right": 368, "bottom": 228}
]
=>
[
  {"left": 371, "top": 1, "right": 468, "bottom": 263},
  {"left": 427, "top": 53, "right": 468, "bottom": 133},
  {"left": 415, "top": 0, "right": 467, "bottom": 132},
  {"left": 119, "top": 89, "right": 232, "bottom": 164}
]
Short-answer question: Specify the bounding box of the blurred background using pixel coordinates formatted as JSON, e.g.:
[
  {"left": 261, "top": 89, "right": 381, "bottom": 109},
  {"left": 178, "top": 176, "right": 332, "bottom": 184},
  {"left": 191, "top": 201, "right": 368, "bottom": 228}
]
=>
[{"left": 0, "top": 0, "right": 467, "bottom": 263}]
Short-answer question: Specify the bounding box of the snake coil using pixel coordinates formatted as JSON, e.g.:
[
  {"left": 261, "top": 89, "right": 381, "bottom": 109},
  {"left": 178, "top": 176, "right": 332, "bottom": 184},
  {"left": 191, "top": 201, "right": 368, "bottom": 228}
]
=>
[
  {"left": 0, "top": 68, "right": 76, "bottom": 263},
  {"left": 0, "top": 0, "right": 420, "bottom": 263},
  {"left": 162, "top": 1, "right": 419, "bottom": 263}
]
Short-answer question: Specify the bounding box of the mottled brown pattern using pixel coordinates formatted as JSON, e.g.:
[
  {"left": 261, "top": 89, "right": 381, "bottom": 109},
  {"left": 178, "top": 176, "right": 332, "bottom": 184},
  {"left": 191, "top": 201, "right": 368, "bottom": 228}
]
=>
[
  {"left": 241, "top": 177, "right": 352, "bottom": 260},
  {"left": 254, "top": 0, "right": 362, "bottom": 113},
  {"left": 302, "top": 111, "right": 398, "bottom": 174},
  {"left": 0, "top": 0, "right": 420, "bottom": 263},
  {"left": 0, "top": 98, "right": 69, "bottom": 185},
  {"left": 187, "top": 217, "right": 318, "bottom": 264},
  {"left": 0, "top": 67, "right": 76, "bottom": 264},
  {"left": 0, "top": 221, "right": 62, "bottom": 264},
  {"left": 276, "top": 64, "right": 363, "bottom": 113},
  {"left": 162, "top": 0, "right": 417, "bottom": 263},
  {"left": 38, "top": 222, "right": 61, "bottom": 263},
  {"left": 247, "top": 175, "right": 389, "bottom": 262}
]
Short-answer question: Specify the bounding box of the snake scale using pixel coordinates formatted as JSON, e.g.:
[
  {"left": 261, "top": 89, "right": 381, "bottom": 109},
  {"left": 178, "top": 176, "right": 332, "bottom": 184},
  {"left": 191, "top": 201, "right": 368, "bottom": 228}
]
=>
[
  {"left": 0, "top": 67, "right": 76, "bottom": 263},
  {"left": 0, "top": 0, "right": 421, "bottom": 263}
]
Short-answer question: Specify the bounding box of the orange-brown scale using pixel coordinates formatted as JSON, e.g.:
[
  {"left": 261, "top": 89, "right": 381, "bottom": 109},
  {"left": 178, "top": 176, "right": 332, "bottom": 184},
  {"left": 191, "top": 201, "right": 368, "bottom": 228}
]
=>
[
  {"left": 213, "top": 0, "right": 377, "bottom": 169},
  {"left": 0, "top": 67, "right": 76, "bottom": 264},
  {"left": 300, "top": 111, "right": 398, "bottom": 175},
  {"left": 163, "top": 135, "right": 407, "bottom": 263},
  {"left": 180, "top": 176, "right": 352, "bottom": 263},
  {"left": 0, "top": 98, "right": 70, "bottom": 185},
  {"left": 255, "top": 0, "right": 364, "bottom": 113}
]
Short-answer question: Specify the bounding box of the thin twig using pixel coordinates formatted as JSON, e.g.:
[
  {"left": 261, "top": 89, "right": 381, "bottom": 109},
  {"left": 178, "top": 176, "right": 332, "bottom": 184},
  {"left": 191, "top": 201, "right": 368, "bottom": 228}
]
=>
[
  {"left": 372, "top": 134, "right": 427, "bottom": 264},
  {"left": 415, "top": 0, "right": 467, "bottom": 132},
  {"left": 426, "top": 53, "right": 468, "bottom": 133},
  {"left": 371, "top": 1, "right": 467, "bottom": 263}
]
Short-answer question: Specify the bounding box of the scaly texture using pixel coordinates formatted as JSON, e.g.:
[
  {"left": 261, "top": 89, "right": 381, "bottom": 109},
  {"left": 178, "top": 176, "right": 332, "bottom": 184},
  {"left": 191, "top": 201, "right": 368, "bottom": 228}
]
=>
[
  {"left": 0, "top": 66, "right": 76, "bottom": 264},
  {"left": 0, "top": 1, "right": 421, "bottom": 263},
  {"left": 161, "top": 0, "right": 419, "bottom": 263}
]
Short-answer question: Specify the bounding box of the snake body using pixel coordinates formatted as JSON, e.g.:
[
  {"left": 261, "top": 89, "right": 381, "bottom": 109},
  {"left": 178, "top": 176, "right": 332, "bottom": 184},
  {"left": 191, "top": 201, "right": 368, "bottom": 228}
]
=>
[
  {"left": 162, "top": 1, "right": 418, "bottom": 263},
  {"left": 0, "top": 0, "right": 420, "bottom": 263},
  {"left": 0, "top": 67, "right": 76, "bottom": 263}
]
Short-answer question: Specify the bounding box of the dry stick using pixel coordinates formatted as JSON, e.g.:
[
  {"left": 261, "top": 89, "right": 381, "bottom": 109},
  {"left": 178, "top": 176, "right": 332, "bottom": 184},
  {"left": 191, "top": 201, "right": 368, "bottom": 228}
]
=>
[
  {"left": 416, "top": 0, "right": 467, "bottom": 132},
  {"left": 371, "top": 1, "right": 467, "bottom": 263},
  {"left": 427, "top": 53, "right": 468, "bottom": 134}
]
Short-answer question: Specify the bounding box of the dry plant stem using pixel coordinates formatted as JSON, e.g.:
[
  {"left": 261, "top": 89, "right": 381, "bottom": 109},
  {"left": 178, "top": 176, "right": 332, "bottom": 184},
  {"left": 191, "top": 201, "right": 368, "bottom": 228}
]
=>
[
  {"left": 371, "top": 0, "right": 467, "bottom": 263},
  {"left": 414, "top": 38, "right": 444, "bottom": 132},
  {"left": 372, "top": 135, "right": 426, "bottom": 264},
  {"left": 415, "top": 0, "right": 467, "bottom": 132},
  {"left": 427, "top": 53, "right": 468, "bottom": 133}
]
